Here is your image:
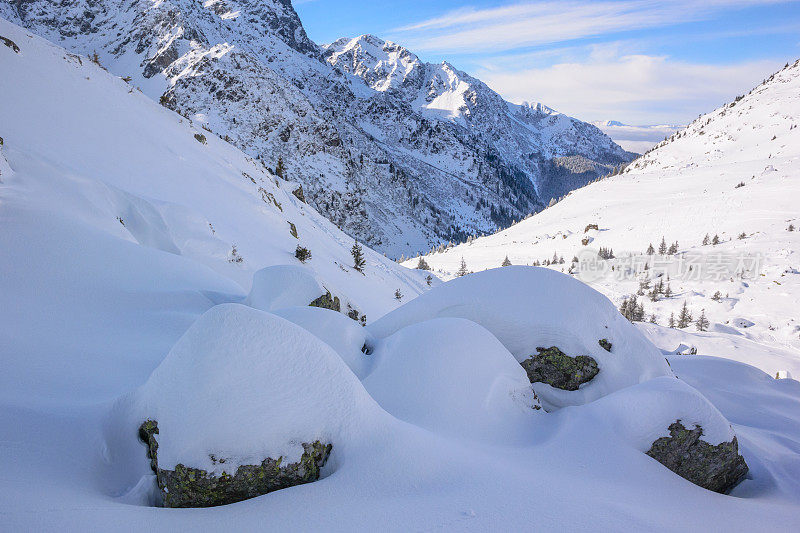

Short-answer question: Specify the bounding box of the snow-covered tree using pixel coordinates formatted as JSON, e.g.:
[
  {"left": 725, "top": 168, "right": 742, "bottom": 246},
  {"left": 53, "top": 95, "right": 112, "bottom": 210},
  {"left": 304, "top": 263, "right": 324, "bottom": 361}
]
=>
[
  {"left": 695, "top": 309, "right": 709, "bottom": 332},
  {"left": 416, "top": 256, "right": 430, "bottom": 270},
  {"left": 646, "top": 243, "right": 655, "bottom": 255},
  {"left": 712, "top": 234, "right": 721, "bottom": 245},
  {"left": 351, "top": 241, "right": 366, "bottom": 272},
  {"left": 456, "top": 257, "right": 469, "bottom": 277},
  {"left": 668, "top": 312, "right": 676, "bottom": 328},
  {"left": 501, "top": 255, "right": 512, "bottom": 267},
  {"left": 658, "top": 237, "right": 667, "bottom": 255},
  {"left": 394, "top": 288, "right": 403, "bottom": 301},
  {"left": 677, "top": 301, "right": 693, "bottom": 328}
]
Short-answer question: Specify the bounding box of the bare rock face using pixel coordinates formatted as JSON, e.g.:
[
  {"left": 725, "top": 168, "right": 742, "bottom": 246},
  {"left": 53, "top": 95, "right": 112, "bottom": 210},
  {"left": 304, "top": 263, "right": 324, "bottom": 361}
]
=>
[
  {"left": 139, "top": 421, "right": 332, "bottom": 508},
  {"left": 647, "top": 421, "right": 748, "bottom": 494},
  {"left": 310, "top": 291, "right": 340, "bottom": 312},
  {"left": 520, "top": 346, "right": 599, "bottom": 391}
]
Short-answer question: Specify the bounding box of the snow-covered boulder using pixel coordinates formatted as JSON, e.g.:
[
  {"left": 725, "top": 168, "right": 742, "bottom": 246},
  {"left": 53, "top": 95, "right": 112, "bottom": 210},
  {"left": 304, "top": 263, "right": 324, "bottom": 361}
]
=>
[
  {"left": 245, "top": 265, "right": 335, "bottom": 312},
  {"left": 576, "top": 377, "right": 748, "bottom": 493},
  {"left": 114, "top": 304, "right": 379, "bottom": 507},
  {"left": 368, "top": 266, "right": 672, "bottom": 410},
  {"left": 364, "top": 318, "right": 541, "bottom": 442},
  {"left": 273, "top": 306, "right": 371, "bottom": 379}
]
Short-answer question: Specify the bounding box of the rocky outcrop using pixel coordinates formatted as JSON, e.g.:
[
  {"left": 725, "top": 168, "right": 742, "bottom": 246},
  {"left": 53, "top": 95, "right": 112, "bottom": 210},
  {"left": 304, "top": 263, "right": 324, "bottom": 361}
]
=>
[
  {"left": 646, "top": 421, "right": 748, "bottom": 493},
  {"left": 310, "top": 291, "right": 341, "bottom": 312},
  {"left": 520, "top": 346, "right": 599, "bottom": 390},
  {"left": 139, "top": 420, "right": 332, "bottom": 508},
  {"left": 598, "top": 339, "right": 612, "bottom": 352}
]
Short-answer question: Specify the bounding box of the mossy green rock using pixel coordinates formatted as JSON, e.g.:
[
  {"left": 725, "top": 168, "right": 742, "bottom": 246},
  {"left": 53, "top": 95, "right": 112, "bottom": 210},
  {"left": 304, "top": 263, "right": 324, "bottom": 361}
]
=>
[
  {"left": 598, "top": 338, "right": 612, "bottom": 352},
  {"left": 520, "top": 346, "right": 599, "bottom": 391},
  {"left": 309, "top": 291, "right": 340, "bottom": 312},
  {"left": 646, "top": 420, "right": 748, "bottom": 494},
  {"left": 139, "top": 421, "right": 332, "bottom": 508}
]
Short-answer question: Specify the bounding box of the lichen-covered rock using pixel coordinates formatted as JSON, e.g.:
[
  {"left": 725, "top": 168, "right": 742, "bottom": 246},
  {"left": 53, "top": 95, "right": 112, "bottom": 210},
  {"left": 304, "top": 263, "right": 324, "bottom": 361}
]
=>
[
  {"left": 598, "top": 338, "right": 612, "bottom": 352},
  {"left": 646, "top": 420, "right": 748, "bottom": 494},
  {"left": 309, "top": 291, "right": 340, "bottom": 312},
  {"left": 139, "top": 420, "right": 332, "bottom": 508},
  {"left": 520, "top": 346, "right": 599, "bottom": 391}
]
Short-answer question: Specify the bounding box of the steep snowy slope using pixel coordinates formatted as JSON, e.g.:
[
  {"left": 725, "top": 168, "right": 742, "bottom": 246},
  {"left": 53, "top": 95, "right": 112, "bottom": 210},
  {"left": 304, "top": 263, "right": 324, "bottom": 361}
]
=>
[
  {"left": 1, "top": 1, "right": 632, "bottom": 257},
  {"left": 2, "top": 23, "right": 800, "bottom": 531},
  {"left": 407, "top": 59, "right": 800, "bottom": 375}
]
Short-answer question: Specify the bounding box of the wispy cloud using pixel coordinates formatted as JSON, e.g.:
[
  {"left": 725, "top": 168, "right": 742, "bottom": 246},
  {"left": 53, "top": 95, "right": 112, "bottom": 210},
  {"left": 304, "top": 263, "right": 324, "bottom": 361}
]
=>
[
  {"left": 390, "top": 0, "right": 793, "bottom": 53},
  {"left": 476, "top": 51, "right": 781, "bottom": 123}
]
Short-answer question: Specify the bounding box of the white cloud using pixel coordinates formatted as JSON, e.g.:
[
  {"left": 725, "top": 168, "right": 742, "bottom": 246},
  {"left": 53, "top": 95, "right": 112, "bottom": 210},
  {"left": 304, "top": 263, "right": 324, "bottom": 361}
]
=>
[
  {"left": 475, "top": 54, "right": 782, "bottom": 124},
  {"left": 390, "top": 0, "right": 795, "bottom": 53}
]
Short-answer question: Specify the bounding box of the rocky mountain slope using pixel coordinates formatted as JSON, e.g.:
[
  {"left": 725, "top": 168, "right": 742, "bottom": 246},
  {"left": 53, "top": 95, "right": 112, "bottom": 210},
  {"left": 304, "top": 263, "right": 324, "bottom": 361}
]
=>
[
  {"left": 407, "top": 59, "right": 800, "bottom": 372},
  {"left": 0, "top": 0, "right": 632, "bottom": 257}
]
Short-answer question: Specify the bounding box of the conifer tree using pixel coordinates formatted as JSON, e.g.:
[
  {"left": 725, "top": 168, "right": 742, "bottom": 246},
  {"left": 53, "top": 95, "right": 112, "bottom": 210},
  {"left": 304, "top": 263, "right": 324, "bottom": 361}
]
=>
[
  {"left": 425, "top": 274, "right": 433, "bottom": 286},
  {"left": 712, "top": 234, "right": 721, "bottom": 245},
  {"left": 702, "top": 234, "right": 710, "bottom": 246},
  {"left": 502, "top": 255, "right": 512, "bottom": 267},
  {"left": 668, "top": 312, "right": 676, "bottom": 328},
  {"left": 275, "top": 156, "right": 286, "bottom": 179},
  {"left": 416, "top": 256, "right": 430, "bottom": 270},
  {"left": 456, "top": 257, "right": 469, "bottom": 277},
  {"left": 658, "top": 237, "right": 667, "bottom": 255},
  {"left": 646, "top": 243, "right": 655, "bottom": 255},
  {"left": 695, "top": 309, "right": 709, "bottom": 332},
  {"left": 677, "top": 301, "right": 693, "bottom": 328},
  {"left": 351, "top": 241, "right": 366, "bottom": 272},
  {"left": 394, "top": 288, "right": 403, "bottom": 301}
]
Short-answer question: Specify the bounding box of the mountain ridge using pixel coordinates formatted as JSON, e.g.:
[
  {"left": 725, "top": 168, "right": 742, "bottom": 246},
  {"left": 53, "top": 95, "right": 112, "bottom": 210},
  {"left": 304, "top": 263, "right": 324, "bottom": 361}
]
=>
[{"left": 0, "top": 0, "right": 632, "bottom": 257}]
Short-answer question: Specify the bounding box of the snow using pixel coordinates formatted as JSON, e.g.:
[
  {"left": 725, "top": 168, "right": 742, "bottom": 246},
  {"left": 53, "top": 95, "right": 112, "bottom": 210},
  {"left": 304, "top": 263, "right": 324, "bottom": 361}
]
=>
[
  {"left": 2, "top": 17, "right": 800, "bottom": 533},
  {"left": 363, "top": 317, "right": 541, "bottom": 442},
  {"left": 245, "top": 265, "right": 327, "bottom": 312},
  {"left": 407, "top": 59, "right": 800, "bottom": 377},
  {"left": 273, "top": 305, "right": 371, "bottom": 379},
  {"left": 369, "top": 267, "right": 672, "bottom": 409},
  {"left": 108, "top": 304, "right": 381, "bottom": 475}
]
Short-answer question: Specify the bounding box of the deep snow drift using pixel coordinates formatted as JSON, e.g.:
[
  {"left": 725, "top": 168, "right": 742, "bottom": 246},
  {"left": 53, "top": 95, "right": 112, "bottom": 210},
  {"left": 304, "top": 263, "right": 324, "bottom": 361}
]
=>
[{"left": 2, "top": 18, "right": 800, "bottom": 532}]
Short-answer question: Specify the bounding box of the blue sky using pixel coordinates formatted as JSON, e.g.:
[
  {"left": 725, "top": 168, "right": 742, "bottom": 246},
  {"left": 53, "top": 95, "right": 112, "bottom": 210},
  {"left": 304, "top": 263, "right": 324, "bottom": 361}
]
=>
[{"left": 295, "top": 0, "right": 800, "bottom": 124}]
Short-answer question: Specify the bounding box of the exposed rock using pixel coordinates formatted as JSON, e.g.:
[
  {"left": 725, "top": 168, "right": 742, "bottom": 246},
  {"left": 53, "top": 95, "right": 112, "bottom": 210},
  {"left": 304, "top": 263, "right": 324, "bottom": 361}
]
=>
[
  {"left": 310, "top": 291, "right": 340, "bottom": 312},
  {"left": 598, "top": 338, "right": 612, "bottom": 352},
  {"left": 139, "top": 420, "right": 332, "bottom": 508},
  {"left": 646, "top": 420, "right": 748, "bottom": 493},
  {"left": 1, "top": 35, "right": 20, "bottom": 53},
  {"left": 520, "top": 346, "right": 599, "bottom": 391},
  {"left": 292, "top": 185, "right": 305, "bottom": 203}
]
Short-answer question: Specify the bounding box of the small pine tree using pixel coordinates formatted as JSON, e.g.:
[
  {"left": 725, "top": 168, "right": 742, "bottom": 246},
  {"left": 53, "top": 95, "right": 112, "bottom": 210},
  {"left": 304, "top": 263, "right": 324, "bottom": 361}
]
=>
[
  {"left": 695, "top": 309, "right": 709, "bottom": 332},
  {"left": 702, "top": 234, "right": 710, "bottom": 246},
  {"left": 416, "top": 256, "right": 430, "bottom": 270},
  {"left": 668, "top": 312, "right": 676, "bottom": 328},
  {"left": 646, "top": 243, "right": 655, "bottom": 255},
  {"left": 228, "top": 244, "right": 243, "bottom": 264},
  {"left": 275, "top": 157, "right": 286, "bottom": 179},
  {"left": 649, "top": 314, "right": 658, "bottom": 324},
  {"left": 663, "top": 284, "right": 672, "bottom": 298},
  {"left": 294, "top": 245, "right": 311, "bottom": 263},
  {"left": 789, "top": 224, "right": 796, "bottom": 232},
  {"left": 658, "top": 237, "right": 667, "bottom": 255},
  {"left": 677, "top": 301, "right": 693, "bottom": 328},
  {"left": 667, "top": 241, "right": 678, "bottom": 255},
  {"left": 738, "top": 232, "right": 747, "bottom": 240},
  {"left": 456, "top": 257, "right": 469, "bottom": 277},
  {"left": 502, "top": 255, "right": 512, "bottom": 267},
  {"left": 711, "top": 291, "right": 722, "bottom": 301},
  {"left": 425, "top": 274, "right": 432, "bottom": 286},
  {"left": 394, "top": 288, "right": 403, "bottom": 301},
  {"left": 351, "top": 241, "right": 366, "bottom": 272},
  {"left": 712, "top": 234, "right": 721, "bottom": 245}
]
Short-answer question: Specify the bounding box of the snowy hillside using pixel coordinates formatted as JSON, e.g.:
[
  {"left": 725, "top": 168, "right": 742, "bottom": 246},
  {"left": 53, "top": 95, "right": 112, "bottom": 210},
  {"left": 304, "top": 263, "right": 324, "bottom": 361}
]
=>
[
  {"left": 407, "top": 59, "right": 800, "bottom": 376},
  {"left": 2, "top": 21, "right": 800, "bottom": 531},
  {"left": 0, "top": 1, "right": 631, "bottom": 257}
]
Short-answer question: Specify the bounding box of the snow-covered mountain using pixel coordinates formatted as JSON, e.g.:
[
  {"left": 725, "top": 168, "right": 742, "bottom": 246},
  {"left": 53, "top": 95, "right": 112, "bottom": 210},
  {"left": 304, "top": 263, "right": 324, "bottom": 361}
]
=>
[
  {"left": 0, "top": 0, "right": 632, "bottom": 258},
  {"left": 407, "top": 59, "right": 800, "bottom": 374}
]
